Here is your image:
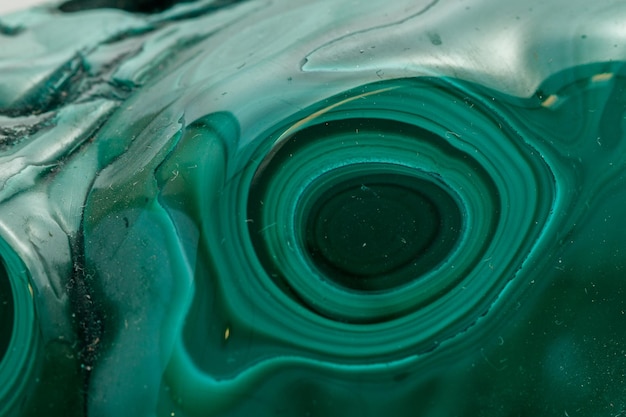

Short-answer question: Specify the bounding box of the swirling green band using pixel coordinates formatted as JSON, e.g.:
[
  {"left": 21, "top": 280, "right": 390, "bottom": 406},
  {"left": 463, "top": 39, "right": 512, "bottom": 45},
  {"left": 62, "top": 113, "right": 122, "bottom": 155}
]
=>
[{"left": 166, "top": 77, "right": 556, "bottom": 414}]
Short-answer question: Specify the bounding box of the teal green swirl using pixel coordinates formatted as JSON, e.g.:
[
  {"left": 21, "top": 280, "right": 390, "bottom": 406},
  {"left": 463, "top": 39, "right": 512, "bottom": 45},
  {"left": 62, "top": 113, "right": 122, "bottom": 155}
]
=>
[
  {"left": 3, "top": 0, "right": 626, "bottom": 415},
  {"left": 152, "top": 77, "right": 557, "bottom": 414},
  {"left": 78, "top": 63, "right": 626, "bottom": 416}
]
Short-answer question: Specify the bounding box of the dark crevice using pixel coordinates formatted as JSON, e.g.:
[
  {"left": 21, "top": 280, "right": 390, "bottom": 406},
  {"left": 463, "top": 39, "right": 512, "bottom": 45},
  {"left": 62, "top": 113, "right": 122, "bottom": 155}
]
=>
[
  {"left": 0, "top": 116, "right": 54, "bottom": 150},
  {"left": 57, "top": 114, "right": 114, "bottom": 416},
  {"left": 1, "top": 0, "right": 252, "bottom": 118},
  {"left": 0, "top": 55, "right": 87, "bottom": 118},
  {"left": 58, "top": 0, "right": 253, "bottom": 23},
  {"left": 153, "top": 0, "right": 253, "bottom": 22},
  {"left": 59, "top": 0, "right": 198, "bottom": 14},
  {"left": 67, "top": 221, "right": 104, "bottom": 416},
  {"left": 0, "top": 52, "right": 134, "bottom": 119},
  {"left": 100, "top": 0, "right": 252, "bottom": 44},
  {"left": 101, "top": 26, "right": 156, "bottom": 45},
  {"left": 0, "top": 21, "right": 24, "bottom": 36}
]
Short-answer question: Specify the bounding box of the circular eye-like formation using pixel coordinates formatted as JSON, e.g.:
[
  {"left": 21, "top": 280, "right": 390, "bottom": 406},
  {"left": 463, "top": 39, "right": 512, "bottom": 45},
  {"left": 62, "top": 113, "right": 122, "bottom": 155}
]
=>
[
  {"left": 0, "top": 240, "right": 38, "bottom": 417},
  {"left": 240, "top": 76, "right": 554, "bottom": 350},
  {"left": 228, "top": 78, "right": 554, "bottom": 358},
  {"left": 247, "top": 118, "right": 483, "bottom": 323},
  {"left": 171, "top": 78, "right": 556, "bottom": 414}
]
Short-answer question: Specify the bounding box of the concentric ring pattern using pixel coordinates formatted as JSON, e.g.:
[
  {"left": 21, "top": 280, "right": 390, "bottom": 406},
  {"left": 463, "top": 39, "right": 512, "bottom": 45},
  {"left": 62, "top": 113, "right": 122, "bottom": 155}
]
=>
[
  {"left": 168, "top": 77, "right": 557, "bottom": 414},
  {"left": 238, "top": 78, "right": 554, "bottom": 356}
]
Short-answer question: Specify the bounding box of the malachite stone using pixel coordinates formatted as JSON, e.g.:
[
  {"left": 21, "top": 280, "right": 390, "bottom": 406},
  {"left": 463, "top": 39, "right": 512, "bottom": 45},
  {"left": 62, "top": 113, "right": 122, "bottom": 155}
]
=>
[{"left": 1, "top": 0, "right": 626, "bottom": 416}]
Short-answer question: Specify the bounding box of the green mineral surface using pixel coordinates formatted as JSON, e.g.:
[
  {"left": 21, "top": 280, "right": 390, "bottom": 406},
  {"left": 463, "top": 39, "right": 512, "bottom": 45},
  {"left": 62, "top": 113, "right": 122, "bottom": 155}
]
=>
[{"left": 1, "top": 0, "right": 626, "bottom": 416}]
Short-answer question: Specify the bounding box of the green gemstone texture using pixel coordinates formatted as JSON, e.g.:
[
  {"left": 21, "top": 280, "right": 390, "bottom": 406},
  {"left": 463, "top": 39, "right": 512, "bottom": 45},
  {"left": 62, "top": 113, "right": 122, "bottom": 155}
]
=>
[{"left": 1, "top": 0, "right": 626, "bottom": 416}]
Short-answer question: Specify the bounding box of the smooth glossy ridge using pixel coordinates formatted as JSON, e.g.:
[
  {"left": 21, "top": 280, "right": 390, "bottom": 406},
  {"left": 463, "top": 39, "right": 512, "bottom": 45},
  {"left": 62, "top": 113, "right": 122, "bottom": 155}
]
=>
[{"left": 1, "top": 0, "right": 626, "bottom": 416}]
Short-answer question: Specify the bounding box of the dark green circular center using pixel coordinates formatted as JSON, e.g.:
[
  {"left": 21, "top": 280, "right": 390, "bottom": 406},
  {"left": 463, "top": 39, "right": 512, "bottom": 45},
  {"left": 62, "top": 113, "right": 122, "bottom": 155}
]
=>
[
  {"left": 304, "top": 172, "right": 461, "bottom": 291},
  {"left": 248, "top": 118, "right": 466, "bottom": 297},
  {"left": 0, "top": 261, "right": 14, "bottom": 361}
]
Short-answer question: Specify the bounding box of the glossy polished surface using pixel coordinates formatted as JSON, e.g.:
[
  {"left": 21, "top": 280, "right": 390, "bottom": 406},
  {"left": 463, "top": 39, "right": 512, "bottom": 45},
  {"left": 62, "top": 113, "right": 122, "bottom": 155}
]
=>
[{"left": 1, "top": 0, "right": 626, "bottom": 416}]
